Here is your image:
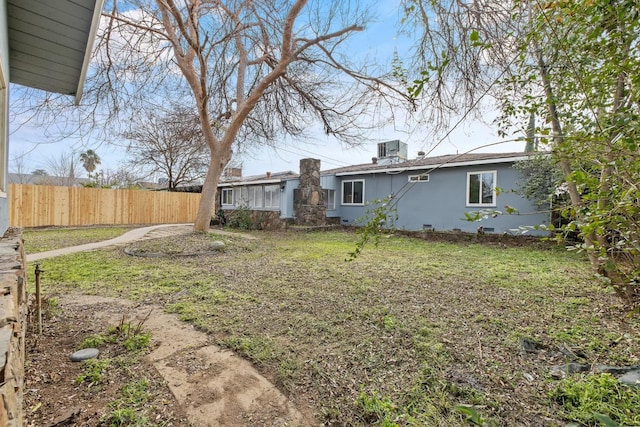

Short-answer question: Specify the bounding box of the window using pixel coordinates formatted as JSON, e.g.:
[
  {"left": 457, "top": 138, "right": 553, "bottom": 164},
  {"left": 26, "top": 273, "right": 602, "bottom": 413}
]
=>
[
  {"left": 264, "top": 185, "right": 280, "bottom": 209},
  {"left": 342, "top": 180, "right": 364, "bottom": 205},
  {"left": 408, "top": 174, "right": 429, "bottom": 182},
  {"left": 237, "top": 187, "right": 249, "bottom": 206},
  {"left": 467, "top": 171, "right": 496, "bottom": 206},
  {"left": 324, "top": 189, "right": 336, "bottom": 210},
  {"left": 221, "top": 188, "right": 234, "bottom": 206},
  {"left": 250, "top": 186, "right": 263, "bottom": 208}
]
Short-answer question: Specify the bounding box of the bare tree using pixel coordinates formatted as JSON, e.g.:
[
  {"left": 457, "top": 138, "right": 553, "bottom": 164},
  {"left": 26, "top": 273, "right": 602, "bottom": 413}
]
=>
[
  {"left": 12, "top": 0, "right": 411, "bottom": 231},
  {"left": 9, "top": 151, "right": 32, "bottom": 184},
  {"left": 123, "top": 107, "right": 208, "bottom": 190},
  {"left": 399, "top": 0, "right": 531, "bottom": 135},
  {"left": 45, "top": 151, "right": 80, "bottom": 186},
  {"left": 98, "top": 167, "right": 145, "bottom": 188}
]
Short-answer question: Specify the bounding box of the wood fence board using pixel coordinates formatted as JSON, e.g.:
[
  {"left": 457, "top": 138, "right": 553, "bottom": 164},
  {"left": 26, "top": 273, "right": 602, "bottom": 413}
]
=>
[{"left": 9, "top": 184, "right": 202, "bottom": 227}]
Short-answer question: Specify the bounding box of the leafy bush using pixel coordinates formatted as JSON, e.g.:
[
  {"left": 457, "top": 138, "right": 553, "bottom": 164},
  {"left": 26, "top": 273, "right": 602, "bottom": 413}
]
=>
[{"left": 227, "top": 205, "right": 255, "bottom": 230}]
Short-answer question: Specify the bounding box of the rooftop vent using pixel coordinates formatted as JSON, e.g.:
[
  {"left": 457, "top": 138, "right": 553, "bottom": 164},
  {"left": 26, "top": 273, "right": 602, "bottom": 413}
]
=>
[{"left": 377, "top": 140, "right": 408, "bottom": 163}]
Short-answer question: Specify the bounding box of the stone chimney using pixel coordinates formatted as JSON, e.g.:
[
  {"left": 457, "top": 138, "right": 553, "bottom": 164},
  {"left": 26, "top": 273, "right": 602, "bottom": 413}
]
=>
[{"left": 293, "top": 158, "right": 326, "bottom": 225}]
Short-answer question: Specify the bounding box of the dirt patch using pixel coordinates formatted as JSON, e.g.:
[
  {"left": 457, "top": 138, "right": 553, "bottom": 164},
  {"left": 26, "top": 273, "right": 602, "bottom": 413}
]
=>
[{"left": 25, "top": 294, "right": 314, "bottom": 426}]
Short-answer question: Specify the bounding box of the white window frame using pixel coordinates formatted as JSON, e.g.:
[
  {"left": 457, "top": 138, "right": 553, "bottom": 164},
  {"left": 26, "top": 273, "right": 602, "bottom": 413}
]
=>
[
  {"left": 264, "top": 184, "right": 280, "bottom": 209},
  {"left": 408, "top": 174, "right": 429, "bottom": 182},
  {"left": 342, "top": 179, "right": 365, "bottom": 206},
  {"left": 221, "top": 188, "right": 234, "bottom": 206},
  {"left": 466, "top": 170, "right": 497, "bottom": 207},
  {"left": 325, "top": 189, "right": 336, "bottom": 211}
]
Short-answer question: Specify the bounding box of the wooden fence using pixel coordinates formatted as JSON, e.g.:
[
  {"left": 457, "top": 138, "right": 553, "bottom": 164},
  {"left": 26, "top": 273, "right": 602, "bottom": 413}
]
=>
[{"left": 9, "top": 184, "right": 202, "bottom": 227}]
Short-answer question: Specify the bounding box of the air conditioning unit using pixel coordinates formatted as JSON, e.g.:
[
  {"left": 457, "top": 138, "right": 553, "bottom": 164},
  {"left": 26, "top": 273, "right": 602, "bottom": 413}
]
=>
[{"left": 377, "top": 140, "right": 408, "bottom": 162}]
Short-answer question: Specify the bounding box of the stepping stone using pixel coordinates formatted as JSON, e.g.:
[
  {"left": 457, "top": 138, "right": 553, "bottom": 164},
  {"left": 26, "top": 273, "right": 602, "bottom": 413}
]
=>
[{"left": 70, "top": 348, "right": 99, "bottom": 362}]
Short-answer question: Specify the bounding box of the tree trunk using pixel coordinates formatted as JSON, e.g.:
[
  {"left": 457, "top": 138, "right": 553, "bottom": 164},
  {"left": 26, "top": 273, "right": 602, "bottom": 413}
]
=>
[
  {"left": 534, "top": 46, "right": 602, "bottom": 269},
  {"left": 536, "top": 43, "right": 639, "bottom": 304},
  {"left": 193, "top": 152, "right": 223, "bottom": 232}
]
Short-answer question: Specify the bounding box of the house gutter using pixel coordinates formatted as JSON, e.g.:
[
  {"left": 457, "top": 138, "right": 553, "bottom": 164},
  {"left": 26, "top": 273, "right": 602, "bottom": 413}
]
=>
[
  {"left": 74, "top": 0, "right": 106, "bottom": 105},
  {"left": 333, "top": 155, "right": 542, "bottom": 177},
  {"left": 218, "top": 178, "right": 290, "bottom": 187}
]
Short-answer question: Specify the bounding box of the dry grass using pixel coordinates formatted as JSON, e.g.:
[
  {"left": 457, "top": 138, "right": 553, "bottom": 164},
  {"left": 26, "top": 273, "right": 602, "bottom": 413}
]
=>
[{"left": 31, "top": 229, "right": 640, "bottom": 426}]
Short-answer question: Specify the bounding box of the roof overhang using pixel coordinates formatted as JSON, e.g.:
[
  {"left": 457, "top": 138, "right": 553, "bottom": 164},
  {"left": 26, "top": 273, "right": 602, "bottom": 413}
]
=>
[
  {"left": 219, "top": 178, "right": 289, "bottom": 187},
  {"left": 334, "top": 155, "right": 541, "bottom": 177},
  {"left": 7, "top": 0, "right": 105, "bottom": 104}
]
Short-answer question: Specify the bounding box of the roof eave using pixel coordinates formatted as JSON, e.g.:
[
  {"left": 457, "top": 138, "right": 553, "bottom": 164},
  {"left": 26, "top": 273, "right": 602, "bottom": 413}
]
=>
[
  {"left": 333, "top": 154, "right": 544, "bottom": 176},
  {"left": 219, "top": 178, "right": 292, "bottom": 187},
  {"left": 74, "top": 0, "right": 105, "bottom": 104}
]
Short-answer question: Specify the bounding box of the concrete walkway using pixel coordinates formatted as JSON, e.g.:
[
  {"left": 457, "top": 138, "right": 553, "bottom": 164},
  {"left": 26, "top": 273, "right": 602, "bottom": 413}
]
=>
[{"left": 26, "top": 224, "right": 194, "bottom": 262}]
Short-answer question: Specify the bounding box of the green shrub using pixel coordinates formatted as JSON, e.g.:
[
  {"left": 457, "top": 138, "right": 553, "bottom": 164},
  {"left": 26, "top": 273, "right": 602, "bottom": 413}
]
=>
[{"left": 227, "top": 205, "right": 254, "bottom": 230}]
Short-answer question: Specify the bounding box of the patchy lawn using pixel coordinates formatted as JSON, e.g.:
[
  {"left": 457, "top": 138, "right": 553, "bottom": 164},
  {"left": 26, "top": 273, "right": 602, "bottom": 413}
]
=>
[{"left": 27, "top": 230, "right": 640, "bottom": 426}]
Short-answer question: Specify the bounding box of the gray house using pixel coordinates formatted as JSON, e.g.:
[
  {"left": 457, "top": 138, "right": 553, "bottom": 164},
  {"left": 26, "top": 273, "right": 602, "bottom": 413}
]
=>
[
  {"left": 0, "top": 0, "right": 105, "bottom": 236},
  {"left": 218, "top": 141, "right": 550, "bottom": 235}
]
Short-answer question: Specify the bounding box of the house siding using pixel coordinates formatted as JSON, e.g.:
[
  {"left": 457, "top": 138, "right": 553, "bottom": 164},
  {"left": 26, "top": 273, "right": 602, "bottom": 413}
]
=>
[
  {"left": 321, "top": 175, "right": 339, "bottom": 218},
  {"left": 280, "top": 178, "right": 299, "bottom": 218},
  {"left": 335, "top": 162, "right": 549, "bottom": 234}
]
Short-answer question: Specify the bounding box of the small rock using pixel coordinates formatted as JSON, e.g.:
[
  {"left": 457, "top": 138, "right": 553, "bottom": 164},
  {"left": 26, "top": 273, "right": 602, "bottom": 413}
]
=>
[
  {"left": 70, "top": 348, "right": 99, "bottom": 362},
  {"left": 550, "top": 362, "right": 590, "bottom": 379},
  {"left": 618, "top": 370, "right": 640, "bottom": 387},
  {"left": 595, "top": 365, "right": 640, "bottom": 375},
  {"left": 520, "top": 337, "right": 544, "bottom": 353},
  {"left": 209, "top": 241, "right": 225, "bottom": 251}
]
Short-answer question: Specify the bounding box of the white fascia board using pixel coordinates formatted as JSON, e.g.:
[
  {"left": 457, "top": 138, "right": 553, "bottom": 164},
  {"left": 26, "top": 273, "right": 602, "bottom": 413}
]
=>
[
  {"left": 218, "top": 178, "right": 284, "bottom": 187},
  {"left": 75, "top": 0, "right": 106, "bottom": 105},
  {"left": 334, "top": 155, "right": 543, "bottom": 177}
]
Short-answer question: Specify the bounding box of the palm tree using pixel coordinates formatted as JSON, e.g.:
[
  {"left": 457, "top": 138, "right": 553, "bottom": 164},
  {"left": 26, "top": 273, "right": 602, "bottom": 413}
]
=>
[{"left": 79, "top": 150, "right": 101, "bottom": 179}]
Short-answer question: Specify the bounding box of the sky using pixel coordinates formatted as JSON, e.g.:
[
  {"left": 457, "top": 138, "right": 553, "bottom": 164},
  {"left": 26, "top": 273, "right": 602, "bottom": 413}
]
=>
[{"left": 8, "top": 0, "right": 527, "bottom": 180}]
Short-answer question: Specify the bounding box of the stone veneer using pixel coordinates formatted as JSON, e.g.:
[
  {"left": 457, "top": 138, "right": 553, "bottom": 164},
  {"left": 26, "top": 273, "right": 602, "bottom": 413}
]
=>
[
  {"left": 294, "top": 158, "right": 326, "bottom": 226},
  {"left": 0, "top": 228, "right": 26, "bottom": 426}
]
